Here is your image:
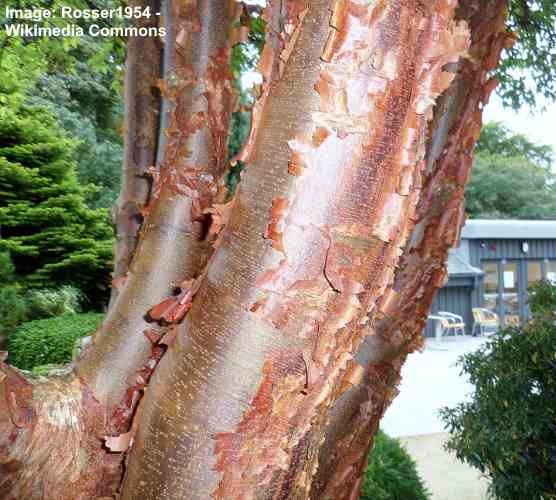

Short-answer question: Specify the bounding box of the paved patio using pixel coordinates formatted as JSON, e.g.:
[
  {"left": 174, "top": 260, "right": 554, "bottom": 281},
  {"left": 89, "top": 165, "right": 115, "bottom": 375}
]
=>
[
  {"left": 381, "top": 335, "right": 490, "bottom": 437},
  {"left": 381, "top": 335, "right": 493, "bottom": 499},
  {"left": 400, "top": 433, "right": 490, "bottom": 500}
]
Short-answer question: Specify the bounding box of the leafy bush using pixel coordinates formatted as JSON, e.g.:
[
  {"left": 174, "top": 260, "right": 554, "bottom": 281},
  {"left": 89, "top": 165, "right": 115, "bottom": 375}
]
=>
[
  {"left": 0, "top": 252, "right": 84, "bottom": 338},
  {"left": 360, "top": 430, "right": 429, "bottom": 500},
  {"left": 25, "top": 285, "right": 83, "bottom": 318},
  {"left": 440, "top": 281, "right": 556, "bottom": 500},
  {"left": 528, "top": 279, "right": 556, "bottom": 319},
  {"left": 7, "top": 313, "right": 103, "bottom": 370}
]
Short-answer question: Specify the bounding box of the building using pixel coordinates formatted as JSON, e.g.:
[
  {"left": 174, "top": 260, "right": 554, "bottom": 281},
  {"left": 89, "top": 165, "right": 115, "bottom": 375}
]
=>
[{"left": 425, "top": 220, "right": 556, "bottom": 337}]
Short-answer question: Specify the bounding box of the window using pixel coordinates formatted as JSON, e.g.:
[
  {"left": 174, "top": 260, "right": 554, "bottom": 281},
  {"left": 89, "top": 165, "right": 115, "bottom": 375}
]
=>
[{"left": 483, "top": 262, "right": 499, "bottom": 313}]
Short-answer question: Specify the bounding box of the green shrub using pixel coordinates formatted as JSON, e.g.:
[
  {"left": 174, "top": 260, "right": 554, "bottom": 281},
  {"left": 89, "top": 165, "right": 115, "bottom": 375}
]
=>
[
  {"left": 0, "top": 252, "right": 84, "bottom": 338},
  {"left": 7, "top": 313, "right": 103, "bottom": 370},
  {"left": 440, "top": 281, "right": 556, "bottom": 500},
  {"left": 0, "top": 105, "right": 113, "bottom": 309},
  {"left": 25, "top": 285, "right": 83, "bottom": 318},
  {"left": 360, "top": 430, "right": 429, "bottom": 500},
  {"left": 528, "top": 279, "right": 556, "bottom": 320}
]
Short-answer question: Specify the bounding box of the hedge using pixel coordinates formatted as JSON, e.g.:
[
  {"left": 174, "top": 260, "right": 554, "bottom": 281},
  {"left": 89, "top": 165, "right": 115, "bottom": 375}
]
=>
[{"left": 7, "top": 313, "right": 103, "bottom": 370}]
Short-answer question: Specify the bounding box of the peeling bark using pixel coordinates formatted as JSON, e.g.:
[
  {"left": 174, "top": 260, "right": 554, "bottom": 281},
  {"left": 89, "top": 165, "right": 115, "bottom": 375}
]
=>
[
  {"left": 75, "top": 0, "right": 235, "bottom": 416},
  {"left": 119, "top": 1, "right": 472, "bottom": 498},
  {"left": 0, "top": 358, "right": 119, "bottom": 499},
  {"left": 309, "top": 1, "right": 512, "bottom": 498},
  {"left": 1, "top": 0, "right": 515, "bottom": 497},
  {"left": 1, "top": 0, "right": 235, "bottom": 497}
]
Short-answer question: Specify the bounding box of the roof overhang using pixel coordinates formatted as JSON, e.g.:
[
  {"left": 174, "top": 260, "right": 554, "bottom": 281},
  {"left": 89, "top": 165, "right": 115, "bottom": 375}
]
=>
[{"left": 461, "top": 219, "right": 556, "bottom": 240}]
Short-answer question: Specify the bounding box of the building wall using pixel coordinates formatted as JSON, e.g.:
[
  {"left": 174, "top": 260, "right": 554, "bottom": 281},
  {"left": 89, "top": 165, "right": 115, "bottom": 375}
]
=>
[
  {"left": 469, "top": 239, "right": 556, "bottom": 322},
  {"left": 424, "top": 238, "right": 556, "bottom": 337},
  {"left": 469, "top": 239, "right": 556, "bottom": 264},
  {"left": 425, "top": 281, "right": 475, "bottom": 337}
]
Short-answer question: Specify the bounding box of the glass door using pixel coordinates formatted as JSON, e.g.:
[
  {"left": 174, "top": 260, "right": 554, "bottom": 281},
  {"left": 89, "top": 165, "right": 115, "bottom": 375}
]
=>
[
  {"left": 482, "top": 260, "right": 522, "bottom": 327},
  {"left": 501, "top": 261, "right": 520, "bottom": 327},
  {"left": 483, "top": 261, "right": 500, "bottom": 319}
]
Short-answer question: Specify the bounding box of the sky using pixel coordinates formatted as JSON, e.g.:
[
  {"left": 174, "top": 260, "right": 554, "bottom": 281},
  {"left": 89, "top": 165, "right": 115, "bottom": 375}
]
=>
[{"left": 483, "top": 94, "right": 556, "bottom": 160}]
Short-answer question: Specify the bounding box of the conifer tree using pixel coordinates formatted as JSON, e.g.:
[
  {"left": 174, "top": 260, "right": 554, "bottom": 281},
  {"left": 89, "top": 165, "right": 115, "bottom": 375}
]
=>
[{"left": 0, "top": 105, "right": 113, "bottom": 307}]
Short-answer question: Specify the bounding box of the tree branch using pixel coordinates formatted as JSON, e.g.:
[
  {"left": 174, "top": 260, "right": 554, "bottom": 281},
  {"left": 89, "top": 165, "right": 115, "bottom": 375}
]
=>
[
  {"left": 309, "top": 2, "right": 514, "bottom": 497},
  {"left": 110, "top": 0, "right": 163, "bottom": 307}
]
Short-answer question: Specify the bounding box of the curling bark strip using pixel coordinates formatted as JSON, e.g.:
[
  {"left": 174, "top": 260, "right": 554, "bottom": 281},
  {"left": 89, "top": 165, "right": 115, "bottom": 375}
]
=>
[
  {"left": 310, "top": 1, "right": 512, "bottom": 498},
  {"left": 119, "top": 1, "right": 469, "bottom": 498},
  {"left": 111, "top": 0, "right": 163, "bottom": 306}
]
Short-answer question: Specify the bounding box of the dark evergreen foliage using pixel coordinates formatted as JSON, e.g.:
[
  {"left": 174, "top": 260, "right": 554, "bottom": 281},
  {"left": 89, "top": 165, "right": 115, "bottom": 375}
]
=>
[{"left": 0, "top": 105, "right": 113, "bottom": 307}]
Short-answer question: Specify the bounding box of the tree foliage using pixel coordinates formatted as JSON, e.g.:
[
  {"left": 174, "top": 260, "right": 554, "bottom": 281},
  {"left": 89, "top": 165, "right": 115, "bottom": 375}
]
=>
[
  {"left": 466, "top": 122, "right": 556, "bottom": 219},
  {"left": 501, "top": 0, "right": 556, "bottom": 109},
  {"left": 475, "top": 121, "right": 554, "bottom": 168},
  {"left": 440, "top": 281, "right": 556, "bottom": 500},
  {"left": 28, "top": 52, "right": 124, "bottom": 208},
  {"left": 0, "top": 105, "right": 113, "bottom": 307},
  {"left": 1, "top": 0, "right": 125, "bottom": 208}
]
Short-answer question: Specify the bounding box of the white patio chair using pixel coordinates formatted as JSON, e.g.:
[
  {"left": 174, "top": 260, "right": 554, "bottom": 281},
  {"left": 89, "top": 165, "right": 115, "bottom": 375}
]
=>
[{"left": 437, "top": 311, "right": 465, "bottom": 336}]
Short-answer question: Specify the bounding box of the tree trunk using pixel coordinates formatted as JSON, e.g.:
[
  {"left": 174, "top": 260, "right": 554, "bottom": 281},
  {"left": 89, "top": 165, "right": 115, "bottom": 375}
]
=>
[
  {"left": 111, "top": 0, "right": 163, "bottom": 306},
  {"left": 1, "top": 0, "right": 512, "bottom": 498}
]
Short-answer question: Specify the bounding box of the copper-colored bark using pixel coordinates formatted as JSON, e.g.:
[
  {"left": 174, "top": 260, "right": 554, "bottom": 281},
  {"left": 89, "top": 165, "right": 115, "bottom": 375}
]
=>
[
  {"left": 0, "top": 358, "right": 120, "bottom": 499},
  {"left": 1, "top": 1, "right": 235, "bottom": 497},
  {"left": 119, "top": 1, "right": 471, "bottom": 498},
  {"left": 310, "top": 1, "right": 512, "bottom": 498},
  {"left": 75, "top": 0, "right": 235, "bottom": 415}
]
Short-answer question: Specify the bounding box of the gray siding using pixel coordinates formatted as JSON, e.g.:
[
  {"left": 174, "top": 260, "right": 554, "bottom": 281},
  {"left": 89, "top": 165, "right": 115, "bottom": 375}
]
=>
[{"left": 469, "top": 239, "right": 556, "bottom": 265}]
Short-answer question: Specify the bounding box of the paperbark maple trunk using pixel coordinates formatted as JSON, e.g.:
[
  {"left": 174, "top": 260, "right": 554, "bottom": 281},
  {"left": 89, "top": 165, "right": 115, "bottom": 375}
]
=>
[
  {"left": 1, "top": 0, "right": 236, "bottom": 497},
  {"left": 111, "top": 0, "right": 163, "bottom": 307},
  {"left": 309, "top": 2, "right": 512, "bottom": 498},
  {"left": 1, "top": 0, "right": 512, "bottom": 498}
]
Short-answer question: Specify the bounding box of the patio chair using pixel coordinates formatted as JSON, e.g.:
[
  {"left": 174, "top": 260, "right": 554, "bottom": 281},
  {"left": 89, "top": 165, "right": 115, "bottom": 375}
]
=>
[
  {"left": 427, "top": 314, "right": 451, "bottom": 343},
  {"left": 437, "top": 311, "right": 465, "bottom": 336},
  {"left": 472, "top": 308, "right": 499, "bottom": 336}
]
